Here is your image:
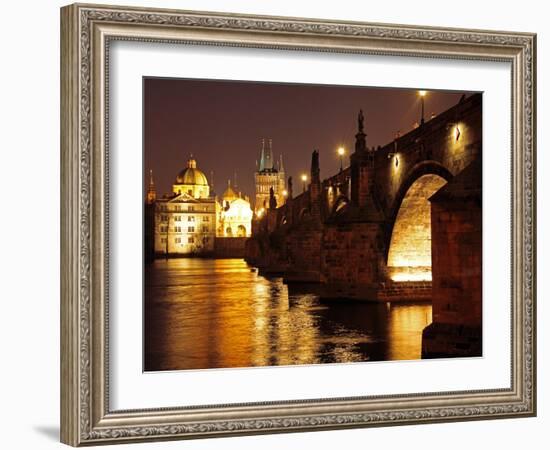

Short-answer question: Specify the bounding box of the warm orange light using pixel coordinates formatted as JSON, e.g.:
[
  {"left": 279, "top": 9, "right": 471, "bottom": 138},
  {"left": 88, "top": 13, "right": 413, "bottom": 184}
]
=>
[
  {"left": 301, "top": 174, "right": 308, "bottom": 182},
  {"left": 282, "top": 189, "right": 288, "bottom": 197},
  {"left": 418, "top": 90, "right": 427, "bottom": 97},
  {"left": 391, "top": 272, "right": 432, "bottom": 282},
  {"left": 337, "top": 146, "right": 345, "bottom": 156},
  {"left": 454, "top": 125, "right": 461, "bottom": 141}
]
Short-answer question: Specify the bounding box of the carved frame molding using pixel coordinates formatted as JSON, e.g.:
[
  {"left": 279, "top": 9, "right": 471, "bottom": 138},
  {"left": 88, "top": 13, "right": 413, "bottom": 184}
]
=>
[{"left": 61, "top": 3, "right": 536, "bottom": 446}]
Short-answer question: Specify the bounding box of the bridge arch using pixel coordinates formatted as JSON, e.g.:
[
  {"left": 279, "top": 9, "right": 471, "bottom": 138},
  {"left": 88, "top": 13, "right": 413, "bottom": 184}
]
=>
[{"left": 385, "top": 161, "right": 453, "bottom": 282}]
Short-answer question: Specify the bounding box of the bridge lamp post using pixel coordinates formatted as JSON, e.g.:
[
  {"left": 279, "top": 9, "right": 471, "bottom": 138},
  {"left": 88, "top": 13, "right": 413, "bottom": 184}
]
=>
[
  {"left": 418, "top": 90, "right": 427, "bottom": 125},
  {"left": 301, "top": 174, "right": 308, "bottom": 192},
  {"left": 337, "top": 146, "right": 346, "bottom": 172},
  {"left": 282, "top": 189, "right": 288, "bottom": 204}
]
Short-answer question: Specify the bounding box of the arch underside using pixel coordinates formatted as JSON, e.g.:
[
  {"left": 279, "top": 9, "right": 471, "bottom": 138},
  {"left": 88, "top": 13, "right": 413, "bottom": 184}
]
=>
[{"left": 387, "top": 174, "right": 447, "bottom": 282}]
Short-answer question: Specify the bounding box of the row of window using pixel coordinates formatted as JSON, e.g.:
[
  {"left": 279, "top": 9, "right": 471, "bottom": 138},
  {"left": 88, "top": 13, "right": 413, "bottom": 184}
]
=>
[
  {"left": 160, "top": 236, "right": 210, "bottom": 245},
  {"left": 256, "top": 186, "right": 282, "bottom": 194},
  {"left": 157, "top": 205, "right": 212, "bottom": 212},
  {"left": 159, "top": 226, "right": 209, "bottom": 233},
  {"left": 159, "top": 215, "right": 210, "bottom": 222}
]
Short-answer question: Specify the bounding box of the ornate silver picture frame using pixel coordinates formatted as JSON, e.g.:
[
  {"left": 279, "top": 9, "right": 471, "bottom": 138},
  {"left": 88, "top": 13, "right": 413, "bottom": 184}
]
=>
[{"left": 60, "top": 3, "right": 536, "bottom": 446}]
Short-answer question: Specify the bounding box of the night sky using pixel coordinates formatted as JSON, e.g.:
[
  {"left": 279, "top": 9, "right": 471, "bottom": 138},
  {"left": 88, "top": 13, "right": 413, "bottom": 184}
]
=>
[{"left": 144, "top": 78, "right": 474, "bottom": 200}]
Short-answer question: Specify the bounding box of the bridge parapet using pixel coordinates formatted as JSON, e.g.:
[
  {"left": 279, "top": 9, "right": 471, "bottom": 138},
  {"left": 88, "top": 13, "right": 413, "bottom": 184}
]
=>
[{"left": 246, "top": 93, "right": 482, "bottom": 304}]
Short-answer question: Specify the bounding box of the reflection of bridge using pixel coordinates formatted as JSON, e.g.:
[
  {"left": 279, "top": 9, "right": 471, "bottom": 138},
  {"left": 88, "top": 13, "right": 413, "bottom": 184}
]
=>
[{"left": 245, "top": 93, "right": 482, "bottom": 358}]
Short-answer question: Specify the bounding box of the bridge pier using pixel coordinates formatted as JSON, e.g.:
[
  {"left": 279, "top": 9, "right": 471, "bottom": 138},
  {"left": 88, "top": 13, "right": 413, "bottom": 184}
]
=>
[{"left": 422, "top": 158, "right": 482, "bottom": 358}]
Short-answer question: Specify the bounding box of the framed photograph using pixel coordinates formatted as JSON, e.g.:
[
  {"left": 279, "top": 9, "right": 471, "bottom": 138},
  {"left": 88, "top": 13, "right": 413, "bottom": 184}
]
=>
[{"left": 60, "top": 3, "right": 536, "bottom": 446}]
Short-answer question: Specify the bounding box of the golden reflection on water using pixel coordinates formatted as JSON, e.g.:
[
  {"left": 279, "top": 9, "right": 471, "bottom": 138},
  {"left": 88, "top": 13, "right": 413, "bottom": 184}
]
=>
[{"left": 144, "top": 259, "right": 432, "bottom": 371}]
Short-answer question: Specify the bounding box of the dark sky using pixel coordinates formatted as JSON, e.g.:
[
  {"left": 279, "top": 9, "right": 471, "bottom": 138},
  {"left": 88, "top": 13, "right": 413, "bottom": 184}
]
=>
[{"left": 144, "top": 78, "right": 474, "bottom": 199}]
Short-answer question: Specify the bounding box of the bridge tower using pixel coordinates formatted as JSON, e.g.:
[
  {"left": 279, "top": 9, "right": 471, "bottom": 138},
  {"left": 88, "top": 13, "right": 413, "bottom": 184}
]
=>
[{"left": 254, "top": 138, "right": 286, "bottom": 214}]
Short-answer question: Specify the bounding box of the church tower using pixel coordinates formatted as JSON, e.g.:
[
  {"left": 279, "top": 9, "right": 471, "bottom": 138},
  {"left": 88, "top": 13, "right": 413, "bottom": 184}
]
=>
[{"left": 254, "top": 138, "right": 286, "bottom": 215}]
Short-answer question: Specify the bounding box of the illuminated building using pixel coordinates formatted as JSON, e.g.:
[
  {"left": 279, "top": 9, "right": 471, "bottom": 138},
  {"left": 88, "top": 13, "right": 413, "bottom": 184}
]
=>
[
  {"left": 217, "top": 181, "right": 253, "bottom": 237},
  {"left": 152, "top": 157, "right": 217, "bottom": 255},
  {"left": 254, "top": 138, "right": 286, "bottom": 214}
]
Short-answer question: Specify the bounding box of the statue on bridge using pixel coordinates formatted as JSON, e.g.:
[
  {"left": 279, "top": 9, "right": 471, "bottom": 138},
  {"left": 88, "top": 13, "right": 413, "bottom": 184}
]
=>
[
  {"left": 358, "top": 109, "right": 365, "bottom": 133},
  {"left": 287, "top": 176, "right": 293, "bottom": 200},
  {"left": 355, "top": 109, "right": 367, "bottom": 152},
  {"left": 269, "top": 187, "right": 277, "bottom": 209}
]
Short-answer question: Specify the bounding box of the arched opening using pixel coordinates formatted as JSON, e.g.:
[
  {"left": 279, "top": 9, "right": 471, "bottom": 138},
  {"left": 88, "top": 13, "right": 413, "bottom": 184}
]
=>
[
  {"left": 237, "top": 224, "right": 246, "bottom": 237},
  {"left": 387, "top": 174, "right": 447, "bottom": 282},
  {"left": 226, "top": 226, "right": 233, "bottom": 237}
]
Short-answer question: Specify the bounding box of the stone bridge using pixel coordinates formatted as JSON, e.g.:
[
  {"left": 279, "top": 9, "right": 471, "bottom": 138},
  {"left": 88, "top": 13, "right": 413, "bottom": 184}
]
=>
[{"left": 245, "top": 93, "right": 482, "bottom": 356}]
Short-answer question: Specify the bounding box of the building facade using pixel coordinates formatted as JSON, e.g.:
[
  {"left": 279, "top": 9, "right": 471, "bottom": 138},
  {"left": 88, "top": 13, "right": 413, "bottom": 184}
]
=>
[
  {"left": 152, "top": 157, "right": 218, "bottom": 256},
  {"left": 217, "top": 182, "right": 253, "bottom": 237},
  {"left": 254, "top": 138, "right": 286, "bottom": 215}
]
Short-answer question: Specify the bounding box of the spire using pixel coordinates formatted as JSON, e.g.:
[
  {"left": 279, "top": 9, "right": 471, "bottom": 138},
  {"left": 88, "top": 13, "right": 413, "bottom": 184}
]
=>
[
  {"left": 234, "top": 171, "right": 238, "bottom": 189},
  {"left": 146, "top": 169, "right": 156, "bottom": 204},
  {"left": 259, "top": 138, "right": 274, "bottom": 171},
  {"left": 259, "top": 139, "right": 266, "bottom": 171},
  {"left": 279, "top": 154, "right": 285, "bottom": 173},
  {"left": 267, "top": 139, "right": 273, "bottom": 170}
]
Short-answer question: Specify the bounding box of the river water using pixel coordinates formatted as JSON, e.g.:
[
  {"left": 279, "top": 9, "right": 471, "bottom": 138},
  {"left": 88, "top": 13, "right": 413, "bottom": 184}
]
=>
[{"left": 144, "top": 258, "right": 432, "bottom": 371}]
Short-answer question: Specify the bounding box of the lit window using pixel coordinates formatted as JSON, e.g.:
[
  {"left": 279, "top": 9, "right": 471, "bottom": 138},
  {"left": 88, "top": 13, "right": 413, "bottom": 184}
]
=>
[
  {"left": 175, "top": 226, "right": 181, "bottom": 232},
  {"left": 174, "top": 216, "right": 181, "bottom": 221},
  {"left": 160, "top": 215, "right": 168, "bottom": 222},
  {"left": 203, "top": 216, "right": 209, "bottom": 222},
  {"left": 174, "top": 205, "right": 181, "bottom": 211},
  {"left": 202, "top": 226, "right": 208, "bottom": 233},
  {"left": 175, "top": 237, "right": 181, "bottom": 244},
  {"left": 188, "top": 226, "right": 195, "bottom": 233},
  {"left": 188, "top": 237, "right": 194, "bottom": 244},
  {"left": 188, "top": 206, "right": 195, "bottom": 212},
  {"left": 188, "top": 216, "right": 195, "bottom": 222},
  {"left": 160, "top": 238, "right": 166, "bottom": 244},
  {"left": 160, "top": 226, "right": 167, "bottom": 233}
]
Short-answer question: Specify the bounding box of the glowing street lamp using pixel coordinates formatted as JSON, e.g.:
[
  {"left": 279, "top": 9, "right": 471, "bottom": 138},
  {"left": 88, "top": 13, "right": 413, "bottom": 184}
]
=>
[
  {"left": 337, "top": 146, "right": 345, "bottom": 172},
  {"left": 301, "top": 174, "right": 308, "bottom": 192},
  {"left": 418, "top": 90, "right": 427, "bottom": 125}
]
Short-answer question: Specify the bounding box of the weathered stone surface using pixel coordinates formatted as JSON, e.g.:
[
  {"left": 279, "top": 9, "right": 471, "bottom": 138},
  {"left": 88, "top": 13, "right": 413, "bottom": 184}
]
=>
[
  {"left": 422, "top": 158, "right": 482, "bottom": 357},
  {"left": 245, "top": 94, "right": 482, "bottom": 314}
]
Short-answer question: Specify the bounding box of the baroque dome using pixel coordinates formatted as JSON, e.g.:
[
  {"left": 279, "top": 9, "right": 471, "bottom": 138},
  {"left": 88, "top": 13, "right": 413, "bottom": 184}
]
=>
[
  {"left": 222, "top": 183, "right": 238, "bottom": 201},
  {"left": 175, "top": 158, "right": 209, "bottom": 186}
]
